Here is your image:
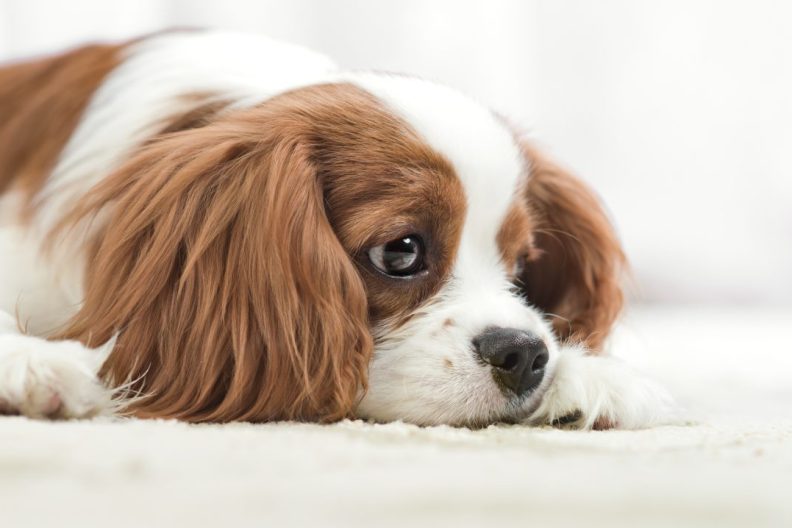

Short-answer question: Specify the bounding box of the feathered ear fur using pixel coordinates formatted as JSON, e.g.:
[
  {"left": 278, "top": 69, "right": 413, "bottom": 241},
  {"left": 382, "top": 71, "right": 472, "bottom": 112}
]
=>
[
  {"left": 52, "top": 100, "right": 372, "bottom": 422},
  {"left": 519, "top": 144, "right": 626, "bottom": 351}
]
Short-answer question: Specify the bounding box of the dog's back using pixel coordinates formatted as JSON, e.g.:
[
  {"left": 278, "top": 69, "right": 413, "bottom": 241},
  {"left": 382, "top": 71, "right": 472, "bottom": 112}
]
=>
[
  {"left": 0, "top": 44, "right": 122, "bottom": 206},
  {"left": 0, "top": 31, "right": 336, "bottom": 334}
]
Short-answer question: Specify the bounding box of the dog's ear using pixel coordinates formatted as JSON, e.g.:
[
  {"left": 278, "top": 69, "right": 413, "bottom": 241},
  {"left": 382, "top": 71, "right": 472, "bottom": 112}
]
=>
[
  {"left": 53, "top": 108, "right": 372, "bottom": 422},
  {"left": 518, "top": 143, "right": 626, "bottom": 351}
]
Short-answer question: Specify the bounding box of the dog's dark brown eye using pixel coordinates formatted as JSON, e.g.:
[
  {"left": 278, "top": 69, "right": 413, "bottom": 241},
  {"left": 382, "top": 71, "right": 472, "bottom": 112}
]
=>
[{"left": 368, "top": 235, "right": 425, "bottom": 277}]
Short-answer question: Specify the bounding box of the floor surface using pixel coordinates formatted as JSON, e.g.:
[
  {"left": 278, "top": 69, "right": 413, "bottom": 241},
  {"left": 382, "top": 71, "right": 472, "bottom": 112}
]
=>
[{"left": 2, "top": 306, "right": 790, "bottom": 527}]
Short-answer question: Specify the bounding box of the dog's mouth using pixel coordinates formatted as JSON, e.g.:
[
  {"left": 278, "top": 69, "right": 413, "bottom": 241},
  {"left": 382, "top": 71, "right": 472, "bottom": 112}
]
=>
[
  {"left": 451, "top": 367, "right": 557, "bottom": 429},
  {"left": 501, "top": 364, "right": 557, "bottom": 425}
]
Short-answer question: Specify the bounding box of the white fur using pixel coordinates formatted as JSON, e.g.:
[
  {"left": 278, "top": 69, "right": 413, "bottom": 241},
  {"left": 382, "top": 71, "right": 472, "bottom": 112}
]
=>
[
  {"left": 1, "top": 31, "right": 338, "bottom": 334},
  {"left": 356, "top": 289, "right": 559, "bottom": 426},
  {"left": 38, "top": 30, "right": 336, "bottom": 229},
  {"left": 0, "top": 30, "right": 672, "bottom": 428},
  {"left": 1, "top": 31, "right": 338, "bottom": 418},
  {"left": 526, "top": 346, "right": 677, "bottom": 429},
  {"left": 1, "top": 31, "right": 336, "bottom": 330},
  {"left": 348, "top": 74, "right": 561, "bottom": 425},
  {"left": 0, "top": 312, "right": 114, "bottom": 418}
]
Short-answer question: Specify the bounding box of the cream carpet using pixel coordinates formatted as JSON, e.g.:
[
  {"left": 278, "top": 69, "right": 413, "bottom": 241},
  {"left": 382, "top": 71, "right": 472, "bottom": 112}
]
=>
[{"left": 1, "top": 306, "right": 791, "bottom": 528}]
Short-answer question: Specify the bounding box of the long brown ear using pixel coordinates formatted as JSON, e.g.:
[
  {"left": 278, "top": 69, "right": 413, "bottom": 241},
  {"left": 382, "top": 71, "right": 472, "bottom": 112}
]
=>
[
  {"left": 519, "top": 143, "right": 626, "bottom": 352},
  {"left": 52, "top": 109, "right": 372, "bottom": 422}
]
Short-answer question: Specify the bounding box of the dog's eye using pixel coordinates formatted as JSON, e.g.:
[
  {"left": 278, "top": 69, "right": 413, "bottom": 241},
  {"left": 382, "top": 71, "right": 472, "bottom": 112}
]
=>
[{"left": 368, "top": 235, "right": 425, "bottom": 277}]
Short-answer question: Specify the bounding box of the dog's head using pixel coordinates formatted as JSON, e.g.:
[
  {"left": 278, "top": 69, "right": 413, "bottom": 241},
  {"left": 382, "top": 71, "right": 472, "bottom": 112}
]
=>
[{"left": 59, "top": 75, "right": 624, "bottom": 424}]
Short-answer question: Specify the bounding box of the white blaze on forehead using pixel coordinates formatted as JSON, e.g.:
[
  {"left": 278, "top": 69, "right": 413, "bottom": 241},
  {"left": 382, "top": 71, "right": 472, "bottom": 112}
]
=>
[
  {"left": 334, "top": 74, "right": 557, "bottom": 425},
  {"left": 342, "top": 73, "right": 524, "bottom": 278}
]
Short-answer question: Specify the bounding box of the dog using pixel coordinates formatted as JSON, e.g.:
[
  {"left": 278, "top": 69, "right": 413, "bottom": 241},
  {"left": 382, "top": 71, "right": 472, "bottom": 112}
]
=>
[{"left": 0, "top": 30, "right": 673, "bottom": 427}]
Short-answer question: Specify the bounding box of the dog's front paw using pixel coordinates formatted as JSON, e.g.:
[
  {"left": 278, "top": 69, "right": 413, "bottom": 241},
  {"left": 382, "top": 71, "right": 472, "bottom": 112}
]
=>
[
  {"left": 526, "top": 346, "right": 677, "bottom": 430},
  {"left": 0, "top": 334, "right": 114, "bottom": 419}
]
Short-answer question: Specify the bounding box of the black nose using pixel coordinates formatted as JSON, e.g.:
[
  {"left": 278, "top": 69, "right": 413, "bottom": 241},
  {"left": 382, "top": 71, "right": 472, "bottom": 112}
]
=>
[{"left": 472, "top": 327, "right": 549, "bottom": 397}]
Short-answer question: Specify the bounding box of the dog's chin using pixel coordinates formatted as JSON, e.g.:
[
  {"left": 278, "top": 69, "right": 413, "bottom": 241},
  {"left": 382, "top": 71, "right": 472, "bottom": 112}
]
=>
[
  {"left": 442, "top": 382, "right": 556, "bottom": 429},
  {"left": 355, "top": 365, "right": 557, "bottom": 429},
  {"left": 476, "top": 358, "right": 563, "bottom": 427}
]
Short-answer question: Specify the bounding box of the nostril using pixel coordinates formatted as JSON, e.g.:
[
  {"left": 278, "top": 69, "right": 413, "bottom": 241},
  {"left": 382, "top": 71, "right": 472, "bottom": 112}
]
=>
[
  {"left": 499, "top": 352, "right": 521, "bottom": 371},
  {"left": 530, "top": 350, "right": 549, "bottom": 373}
]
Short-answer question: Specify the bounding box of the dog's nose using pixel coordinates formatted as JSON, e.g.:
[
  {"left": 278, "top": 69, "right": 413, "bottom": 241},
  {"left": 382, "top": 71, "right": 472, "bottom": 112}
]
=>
[{"left": 472, "top": 327, "right": 549, "bottom": 397}]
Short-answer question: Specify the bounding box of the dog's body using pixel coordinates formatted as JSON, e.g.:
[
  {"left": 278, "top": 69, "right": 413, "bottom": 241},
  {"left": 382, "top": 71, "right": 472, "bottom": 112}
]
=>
[{"left": 0, "top": 30, "right": 672, "bottom": 427}]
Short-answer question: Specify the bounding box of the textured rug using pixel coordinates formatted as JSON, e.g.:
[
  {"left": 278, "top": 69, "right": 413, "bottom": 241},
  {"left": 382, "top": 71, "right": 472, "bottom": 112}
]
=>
[{"left": 2, "top": 306, "right": 790, "bottom": 528}]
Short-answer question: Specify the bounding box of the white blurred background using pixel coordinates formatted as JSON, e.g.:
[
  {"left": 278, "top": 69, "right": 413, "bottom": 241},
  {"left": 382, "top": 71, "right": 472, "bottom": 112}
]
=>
[{"left": 1, "top": 0, "right": 790, "bottom": 308}]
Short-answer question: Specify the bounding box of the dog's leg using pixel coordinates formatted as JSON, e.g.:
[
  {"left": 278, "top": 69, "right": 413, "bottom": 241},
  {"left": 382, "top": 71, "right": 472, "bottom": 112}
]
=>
[
  {"left": 526, "top": 345, "right": 677, "bottom": 430},
  {"left": 0, "top": 311, "right": 115, "bottom": 419}
]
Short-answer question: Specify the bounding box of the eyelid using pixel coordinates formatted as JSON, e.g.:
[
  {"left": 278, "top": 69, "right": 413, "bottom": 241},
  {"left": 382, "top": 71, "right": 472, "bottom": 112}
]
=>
[{"left": 368, "top": 223, "right": 420, "bottom": 248}]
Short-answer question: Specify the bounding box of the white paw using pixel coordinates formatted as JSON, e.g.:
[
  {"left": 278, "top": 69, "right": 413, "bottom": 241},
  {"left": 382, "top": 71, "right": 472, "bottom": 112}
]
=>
[
  {"left": 0, "top": 334, "right": 114, "bottom": 419},
  {"left": 526, "top": 346, "right": 677, "bottom": 430}
]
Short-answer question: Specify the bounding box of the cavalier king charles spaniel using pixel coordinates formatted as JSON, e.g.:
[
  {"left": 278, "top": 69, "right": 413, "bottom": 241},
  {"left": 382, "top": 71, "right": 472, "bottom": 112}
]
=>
[{"left": 0, "top": 30, "right": 673, "bottom": 428}]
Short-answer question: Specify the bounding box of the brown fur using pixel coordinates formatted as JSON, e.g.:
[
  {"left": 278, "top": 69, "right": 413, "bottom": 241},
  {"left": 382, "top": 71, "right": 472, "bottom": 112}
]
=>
[
  {"left": 513, "top": 145, "right": 626, "bottom": 351},
  {"left": 496, "top": 198, "right": 540, "bottom": 279},
  {"left": 3, "top": 37, "right": 622, "bottom": 421},
  {"left": 320, "top": 115, "right": 466, "bottom": 325},
  {"left": 0, "top": 43, "right": 123, "bottom": 210},
  {"left": 155, "top": 95, "right": 233, "bottom": 136},
  {"left": 52, "top": 83, "right": 464, "bottom": 422}
]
